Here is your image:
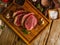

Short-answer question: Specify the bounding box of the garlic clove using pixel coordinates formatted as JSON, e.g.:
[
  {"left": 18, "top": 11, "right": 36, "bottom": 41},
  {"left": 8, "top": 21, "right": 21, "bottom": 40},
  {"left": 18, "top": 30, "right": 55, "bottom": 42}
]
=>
[
  {"left": 38, "top": 18, "right": 45, "bottom": 25},
  {"left": 6, "top": 13, "right": 10, "bottom": 19},
  {"left": 41, "top": 18, "right": 45, "bottom": 24}
]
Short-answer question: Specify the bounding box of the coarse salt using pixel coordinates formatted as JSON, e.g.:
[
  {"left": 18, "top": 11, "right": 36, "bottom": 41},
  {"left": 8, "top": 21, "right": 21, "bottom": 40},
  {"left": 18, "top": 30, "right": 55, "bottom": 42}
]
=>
[{"left": 49, "top": 10, "right": 58, "bottom": 19}]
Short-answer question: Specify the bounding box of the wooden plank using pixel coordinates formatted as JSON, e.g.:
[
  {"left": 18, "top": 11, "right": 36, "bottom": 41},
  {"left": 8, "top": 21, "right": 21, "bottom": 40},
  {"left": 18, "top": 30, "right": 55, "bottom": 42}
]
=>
[
  {"left": 0, "top": 26, "right": 16, "bottom": 45},
  {"left": 30, "top": 20, "right": 52, "bottom": 45},
  {"left": 13, "top": 20, "right": 51, "bottom": 45},
  {"left": 0, "top": 24, "right": 26, "bottom": 45},
  {"left": 0, "top": 1, "right": 49, "bottom": 44},
  {"left": 12, "top": 20, "right": 51, "bottom": 45},
  {"left": 13, "top": 36, "right": 26, "bottom": 45},
  {"left": 47, "top": 19, "right": 60, "bottom": 45},
  {"left": 0, "top": 20, "right": 51, "bottom": 45},
  {"left": 58, "top": 8, "right": 60, "bottom": 18}
]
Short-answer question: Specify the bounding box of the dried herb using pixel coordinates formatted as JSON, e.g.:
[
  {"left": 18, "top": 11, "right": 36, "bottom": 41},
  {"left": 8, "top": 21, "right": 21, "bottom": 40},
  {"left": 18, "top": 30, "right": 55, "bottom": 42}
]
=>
[
  {"left": 0, "top": 25, "right": 5, "bottom": 30},
  {"left": 22, "top": 28, "right": 30, "bottom": 34},
  {"left": 41, "top": 8, "right": 44, "bottom": 12},
  {"left": 36, "top": 4, "right": 44, "bottom": 12},
  {"left": 36, "top": 4, "right": 40, "bottom": 8}
]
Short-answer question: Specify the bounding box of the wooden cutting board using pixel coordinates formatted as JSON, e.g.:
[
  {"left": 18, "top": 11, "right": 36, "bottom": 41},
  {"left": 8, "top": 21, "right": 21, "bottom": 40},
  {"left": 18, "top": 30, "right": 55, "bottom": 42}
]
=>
[{"left": 0, "top": 0, "right": 49, "bottom": 45}]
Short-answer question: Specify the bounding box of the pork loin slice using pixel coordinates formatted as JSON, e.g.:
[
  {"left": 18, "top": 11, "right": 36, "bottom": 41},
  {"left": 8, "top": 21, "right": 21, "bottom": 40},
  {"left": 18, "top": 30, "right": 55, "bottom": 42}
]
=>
[
  {"left": 21, "top": 13, "right": 34, "bottom": 26},
  {"left": 13, "top": 10, "right": 24, "bottom": 18},
  {"left": 25, "top": 15, "right": 37, "bottom": 30},
  {"left": 14, "top": 14, "right": 23, "bottom": 26}
]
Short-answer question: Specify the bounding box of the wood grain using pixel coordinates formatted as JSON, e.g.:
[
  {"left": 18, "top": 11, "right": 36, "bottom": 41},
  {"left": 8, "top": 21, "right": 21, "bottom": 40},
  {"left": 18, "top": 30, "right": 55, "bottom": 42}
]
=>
[
  {"left": 0, "top": 0, "right": 60, "bottom": 45},
  {"left": 0, "top": 8, "right": 60, "bottom": 45},
  {"left": 0, "top": 26, "right": 15, "bottom": 45},
  {"left": 31, "top": 20, "right": 52, "bottom": 45},
  {"left": 0, "top": 0, "right": 49, "bottom": 45},
  {"left": 58, "top": 8, "right": 60, "bottom": 18},
  {"left": 0, "top": 20, "right": 51, "bottom": 45},
  {"left": 47, "top": 19, "right": 60, "bottom": 45},
  {"left": 0, "top": 25, "right": 26, "bottom": 45}
]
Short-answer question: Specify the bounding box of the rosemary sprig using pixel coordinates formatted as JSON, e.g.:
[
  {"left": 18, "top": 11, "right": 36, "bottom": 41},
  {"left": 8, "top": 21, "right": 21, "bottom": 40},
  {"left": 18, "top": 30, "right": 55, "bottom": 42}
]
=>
[
  {"left": 36, "top": 4, "right": 44, "bottom": 12},
  {"left": 0, "top": 25, "right": 5, "bottom": 30},
  {"left": 22, "top": 28, "right": 30, "bottom": 34}
]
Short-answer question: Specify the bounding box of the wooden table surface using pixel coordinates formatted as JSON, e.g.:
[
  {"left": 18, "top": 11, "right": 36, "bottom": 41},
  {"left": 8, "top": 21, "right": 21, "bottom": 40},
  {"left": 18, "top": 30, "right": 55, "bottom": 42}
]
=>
[{"left": 0, "top": 8, "right": 60, "bottom": 45}]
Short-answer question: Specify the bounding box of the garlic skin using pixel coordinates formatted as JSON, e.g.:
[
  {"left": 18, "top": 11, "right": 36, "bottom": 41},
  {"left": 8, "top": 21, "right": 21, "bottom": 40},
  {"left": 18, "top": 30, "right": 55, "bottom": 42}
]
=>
[
  {"left": 32, "top": 0, "right": 37, "bottom": 2},
  {"left": 6, "top": 13, "right": 10, "bottom": 19},
  {"left": 41, "top": 0, "right": 50, "bottom": 7},
  {"left": 49, "top": 10, "right": 58, "bottom": 19}
]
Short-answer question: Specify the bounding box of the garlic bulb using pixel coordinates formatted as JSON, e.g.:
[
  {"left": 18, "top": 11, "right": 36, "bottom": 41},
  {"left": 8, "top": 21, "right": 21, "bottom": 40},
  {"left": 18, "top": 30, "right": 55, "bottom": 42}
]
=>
[
  {"left": 41, "top": 0, "right": 50, "bottom": 7},
  {"left": 32, "top": 0, "right": 37, "bottom": 2}
]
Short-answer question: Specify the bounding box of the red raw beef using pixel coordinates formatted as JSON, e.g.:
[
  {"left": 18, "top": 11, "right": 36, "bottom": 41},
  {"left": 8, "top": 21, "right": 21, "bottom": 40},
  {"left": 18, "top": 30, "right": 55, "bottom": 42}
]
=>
[
  {"left": 25, "top": 15, "right": 37, "bottom": 30},
  {"left": 21, "top": 13, "right": 34, "bottom": 26},
  {"left": 13, "top": 10, "right": 24, "bottom": 18},
  {"left": 14, "top": 14, "right": 23, "bottom": 26}
]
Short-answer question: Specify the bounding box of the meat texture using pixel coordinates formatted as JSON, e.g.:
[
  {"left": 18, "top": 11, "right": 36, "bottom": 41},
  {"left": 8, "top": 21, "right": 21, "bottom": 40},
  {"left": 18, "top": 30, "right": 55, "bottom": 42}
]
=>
[
  {"left": 13, "top": 10, "right": 37, "bottom": 30},
  {"left": 21, "top": 13, "right": 34, "bottom": 26},
  {"left": 14, "top": 14, "right": 23, "bottom": 26},
  {"left": 25, "top": 15, "right": 37, "bottom": 30}
]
